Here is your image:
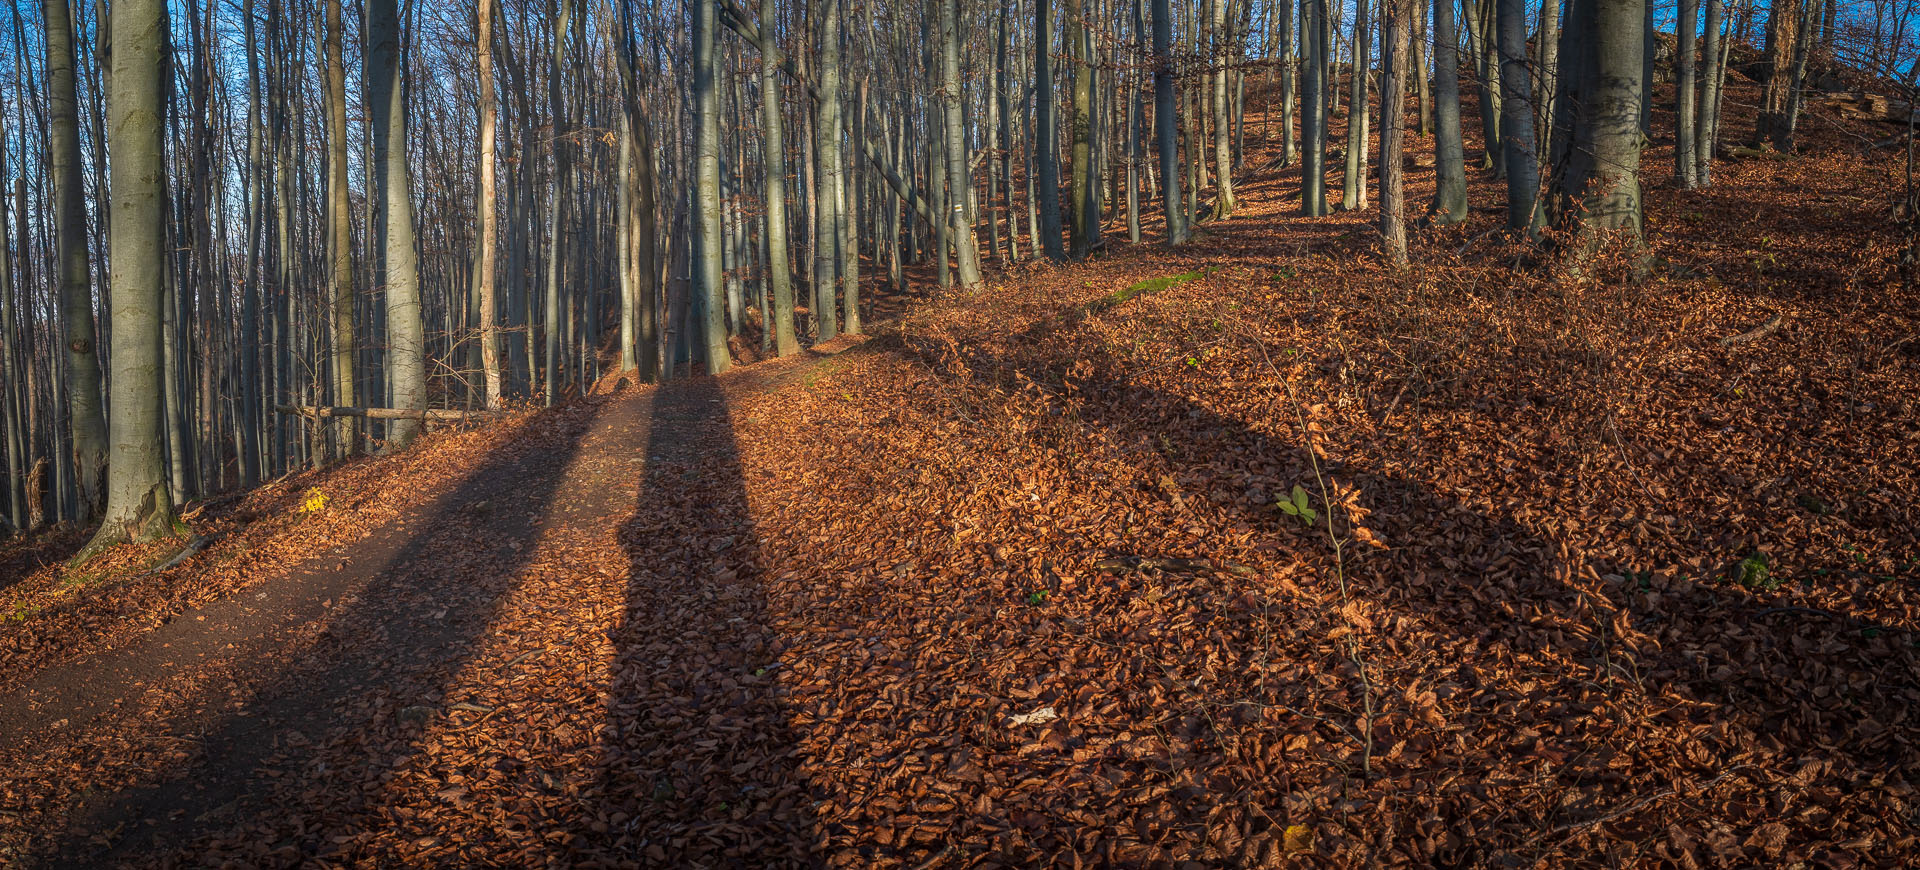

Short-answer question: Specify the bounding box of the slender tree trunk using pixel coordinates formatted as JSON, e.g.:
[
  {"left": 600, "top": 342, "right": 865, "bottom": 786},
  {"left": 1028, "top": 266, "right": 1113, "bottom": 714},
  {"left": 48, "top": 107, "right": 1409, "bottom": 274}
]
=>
[
  {"left": 755, "top": 0, "right": 798, "bottom": 355},
  {"left": 1380, "top": 0, "right": 1412, "bottom": 267},
  {"left": 1430, "top": 0, "right": 1468, "bottom": 222},
  {"left": 473, "top": 0, "right": 502, "bottom": 403},
  {"left": 1036, "top": 0, "right": 1068, "bottom": 259},
  {"left": 1534, "top": 0, "right": 1558, "bottom": 163},
  {"left": 1282, "top": 0, "right": 1297, "bottom": 165},
  {"left": 45, "top": 0, "right": 107, "bottom": 518},
  {"left": 811, "top": 0, "right": 842, "bottom": 340},
  {"left": 694, "top": 0, "right": 729, "bottom": 367},
  {"left": 1676, "top": 0, "right": 1698, "bottom": 188},
  {"left": 1067, "top": 0, "right": 1098, "bottom": 257},
  {"left": 1341, "top": 0, "right": 1370, "bottom": 211},
  {"left": 1152, "top": 0, "right": 1182, "bottom": 241},
  {"left": 542, "top": 0, "right": 572, "bottom": 399},
  {"left": 324, "top": 0, "right": 360, "bottom": 448},
  {"left": 1208, "top": 0, "right": 1238, "bottom": 219},
  {"left": 1301, "top": 0, "right": 1330, "bottom": 215},
  {"left": 998, "top": 0, "right": 1022, "bottom": 259},
  {"left": 1496, "top": 0, "right": 1539, "bottom": 232},
  {"left": 1129, "top": 0, "right": 1146, "bottom": 242},
  {"left": 1415, "top": 0, "right": 1431, "bottom": 136},
  {"left": 1695, "top": 0, "right": 1726, "bottom": 185},
  {"left": 838, "top": 101, "right": 862, "bottom": 334},
  {"left": 0, "top": 116, "right": 23, "bottom": 530},
  {"left": 87, "top": 0, "right": 174, "bottom": 553},
  {"left": 368, "top": 0, "right": 426, "bottom": 444},
  {"left": 944, "top": 0, "right": 986, "bottom": 281},
  {"left": 1466, "top": 0, "right": 1502, "bottom": 170}
]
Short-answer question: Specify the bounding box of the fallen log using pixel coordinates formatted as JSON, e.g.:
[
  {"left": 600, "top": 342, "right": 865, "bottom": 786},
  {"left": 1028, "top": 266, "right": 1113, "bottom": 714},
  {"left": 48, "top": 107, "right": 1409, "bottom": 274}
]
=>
[{"left": 275, "top": 405, "right": 504, "bottom": 422}]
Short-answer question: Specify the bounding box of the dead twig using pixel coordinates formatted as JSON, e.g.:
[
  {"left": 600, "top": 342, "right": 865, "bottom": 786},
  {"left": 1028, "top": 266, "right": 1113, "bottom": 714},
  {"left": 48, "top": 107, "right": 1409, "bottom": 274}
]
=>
[
  {"left": 1719, "top": 313, "right": 1784, "bottom": 346},
  {"left": 150, "top": 534, "right": 218, "bottom": 575},
  {"left": 1525, "top": 765, "right": 1752, "bottom": 854}
]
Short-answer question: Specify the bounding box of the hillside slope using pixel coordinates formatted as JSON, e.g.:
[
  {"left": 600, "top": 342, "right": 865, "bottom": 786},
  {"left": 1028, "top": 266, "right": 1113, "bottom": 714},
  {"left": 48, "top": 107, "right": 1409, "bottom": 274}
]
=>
[{"left": 2, "top": 73, "right": 1917, "bottom": 867}]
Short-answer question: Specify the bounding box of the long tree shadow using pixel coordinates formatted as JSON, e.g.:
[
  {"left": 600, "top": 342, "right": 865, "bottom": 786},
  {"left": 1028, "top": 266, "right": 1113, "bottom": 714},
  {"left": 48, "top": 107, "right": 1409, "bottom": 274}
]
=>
[
  {"left": 891, "top": 304, "right": 1918, "bottom": 863},
  {"left": 29, "top": 403, "right": 608, "bottom": 867},
  {"left": 574, "top": 375, "right": 814, "bottom": 866}
]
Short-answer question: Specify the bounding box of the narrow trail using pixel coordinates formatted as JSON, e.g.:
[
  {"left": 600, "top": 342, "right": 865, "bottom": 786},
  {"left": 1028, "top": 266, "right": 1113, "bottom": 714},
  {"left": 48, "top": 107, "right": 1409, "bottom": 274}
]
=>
[{"left": 0, "top": 337, "right": 867, "bottom": 867}]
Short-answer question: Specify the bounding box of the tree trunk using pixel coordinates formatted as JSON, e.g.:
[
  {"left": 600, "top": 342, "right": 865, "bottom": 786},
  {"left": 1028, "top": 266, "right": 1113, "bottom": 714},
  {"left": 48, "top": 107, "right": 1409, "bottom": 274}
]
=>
[
  {"left": 756, "top": 0, "right": 798, "bottom": 355},
  {"left": 693, "top": 0, "right": 730, "bottom": 368},
  {"left": 1757, "top": 0, "right": 1802, "bottom": 148},
  {"left": 87, "top": 0, "right": 175, "bottom": 554},
  {"left": 1466, "top": 0, "right": 1502, "bottom": 171},
  {"left": 1430, "top": 0, "right": 1468, "bottom": 222},
  {"left": 1036, "top": 0, "right": 1068, "bottom": 259},
  {"left": 1676, "top": 0, "right": 1698, "bottom": 188},
  {"left": 998, "top": 0, "right": 1022, "bottom": 259},
  {"left": 1128, "top": 0, "right": 1145, "bottom": 242},
  {"left": 367, "top": 0, "right": 427, "bottom": 446},
  {"left": 1341, "top": 0, "right": 1370, "bottom": 211},
  {"left": 45, "top": 0, "right": 107, "bottom": 518},
  {"left": 473, "top": 0, "right": 502, "bottom": 403},
  {"left": 1279, "top": 0, "right": 1298, "bottom": 166},
  {"left": 944, "top": 0, "right": 986, "bottom": 281},
  {"left": 1552, "top": 0, "right": 1645, "bottom": 253},
  {"left": 1380, "top": 0, "right": 1412, "bottom": 267},
  {"left": 1301, "top": 0, "right": 1330, "bottom": 215},
  {"left": 325, "top": 0, "right": 360, "bottom": 448},
  {"left": 1208, "top": 0, "right": 1238, "bottom": 219},
  {"left": 1696, "top": 0, "right": 1726, "bottom": 185},
  {"left": 1533, "top": 0, "right": 1558, "bottom": 163},
  {"left": 1414, "top": 0, "right": 1431, "bottom": 136},
  {"left": 1496, "top": 0, "right": 1539, "bottom": 232},
  {"left": 812, "top": 0, "right": 843, "bottom": 340},
  {"left": 1067, "top": 0, "right": 1099, "bottom": 257}
]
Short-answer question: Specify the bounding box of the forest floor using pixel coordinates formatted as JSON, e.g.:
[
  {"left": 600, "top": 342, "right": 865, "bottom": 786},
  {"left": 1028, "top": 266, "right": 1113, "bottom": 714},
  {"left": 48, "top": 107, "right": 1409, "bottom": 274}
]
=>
[{"left": 3, "top": 77, "right": 1920, "bottom": 868}]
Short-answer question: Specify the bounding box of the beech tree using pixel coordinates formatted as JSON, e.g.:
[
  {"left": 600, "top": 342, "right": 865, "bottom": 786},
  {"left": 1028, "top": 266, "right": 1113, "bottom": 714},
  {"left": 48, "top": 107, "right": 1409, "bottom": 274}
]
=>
[
  {"left": 1429, "top": 0, "right": 1469, "bottom": 223},
  {"left": 87, "top": 0, "right": 173, "bottom": 552},
  {"left": 1550, "top": 0, "right": 1648, "bottom": 250},
  {"left": 45, "top": 0, "right": 104, "bottom": 516},
  {"left": 367, "top": 0, "right": 427, "bottom": 445}
]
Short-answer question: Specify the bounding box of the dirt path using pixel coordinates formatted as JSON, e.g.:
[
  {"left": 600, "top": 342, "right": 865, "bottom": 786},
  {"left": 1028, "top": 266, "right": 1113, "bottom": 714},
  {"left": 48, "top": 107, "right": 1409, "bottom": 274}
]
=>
[{"left": 0, "top": 341, "right": 860, "bottom": 867}]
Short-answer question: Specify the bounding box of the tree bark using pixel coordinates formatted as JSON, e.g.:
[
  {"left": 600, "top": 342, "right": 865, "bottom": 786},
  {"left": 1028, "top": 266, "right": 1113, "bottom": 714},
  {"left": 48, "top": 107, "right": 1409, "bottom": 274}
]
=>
[
  {"left": 754, "top": 0, "right": 798, "bottom": 355},
  {"left": 1676, "top": 0, "right": 1698, "bottom": 188},
  {"left": 367, "top": 0, "right": 427, "bottom": 445},
  {"left": 1757, "top": 0, "right": 1803, "bottom": 148},
  {"left": 1380, "top": 0, "right": 1412, "bottom": 267},
  {"left": 1695, "top": 0, "right": 1726, "bottom": 185},
  {"left": 1496, "top": 0, "right": 1539, "bottom": 232},
  {"left": 1300, "top": 0, "right": 1330, "bottom": 215},
  {"left": 325, "top": 0, "right": 360, "bottom": 448},
  {"left": 695, "top": 0, "right": 730, "bottom": 367},
  {"left": 1552, "top": 0, "right": 1645, "bottom": 253},
  {"left": 45, "top": 0, "right": 107, "bottom": 518},
  {"left": 944, "top": 0, "right": 987, "bottom": 281},
  {"left": 1208, "top": 0, "right": 1238, "bottom": 219},
  {"left": 1067, "top": 0, "right": 1099, "bottom": 256},
  {"left": 1036, "top": 0, "right": 1068, "bottom": 259},
  {"left": 87, "top": 0, "right": 175, "bottom": 554},
  {"left": 1341, "top": 0, "right": 1370, "bottom": 211},
  {"left": 810, "top": 0, "right": 844, "bottom": 339},
  {"left": 1430, "top": 0, "right": 1469, "bottom": 222},
  {"left": 474, "top": 0, "right": 503, "bottom": 403}
]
